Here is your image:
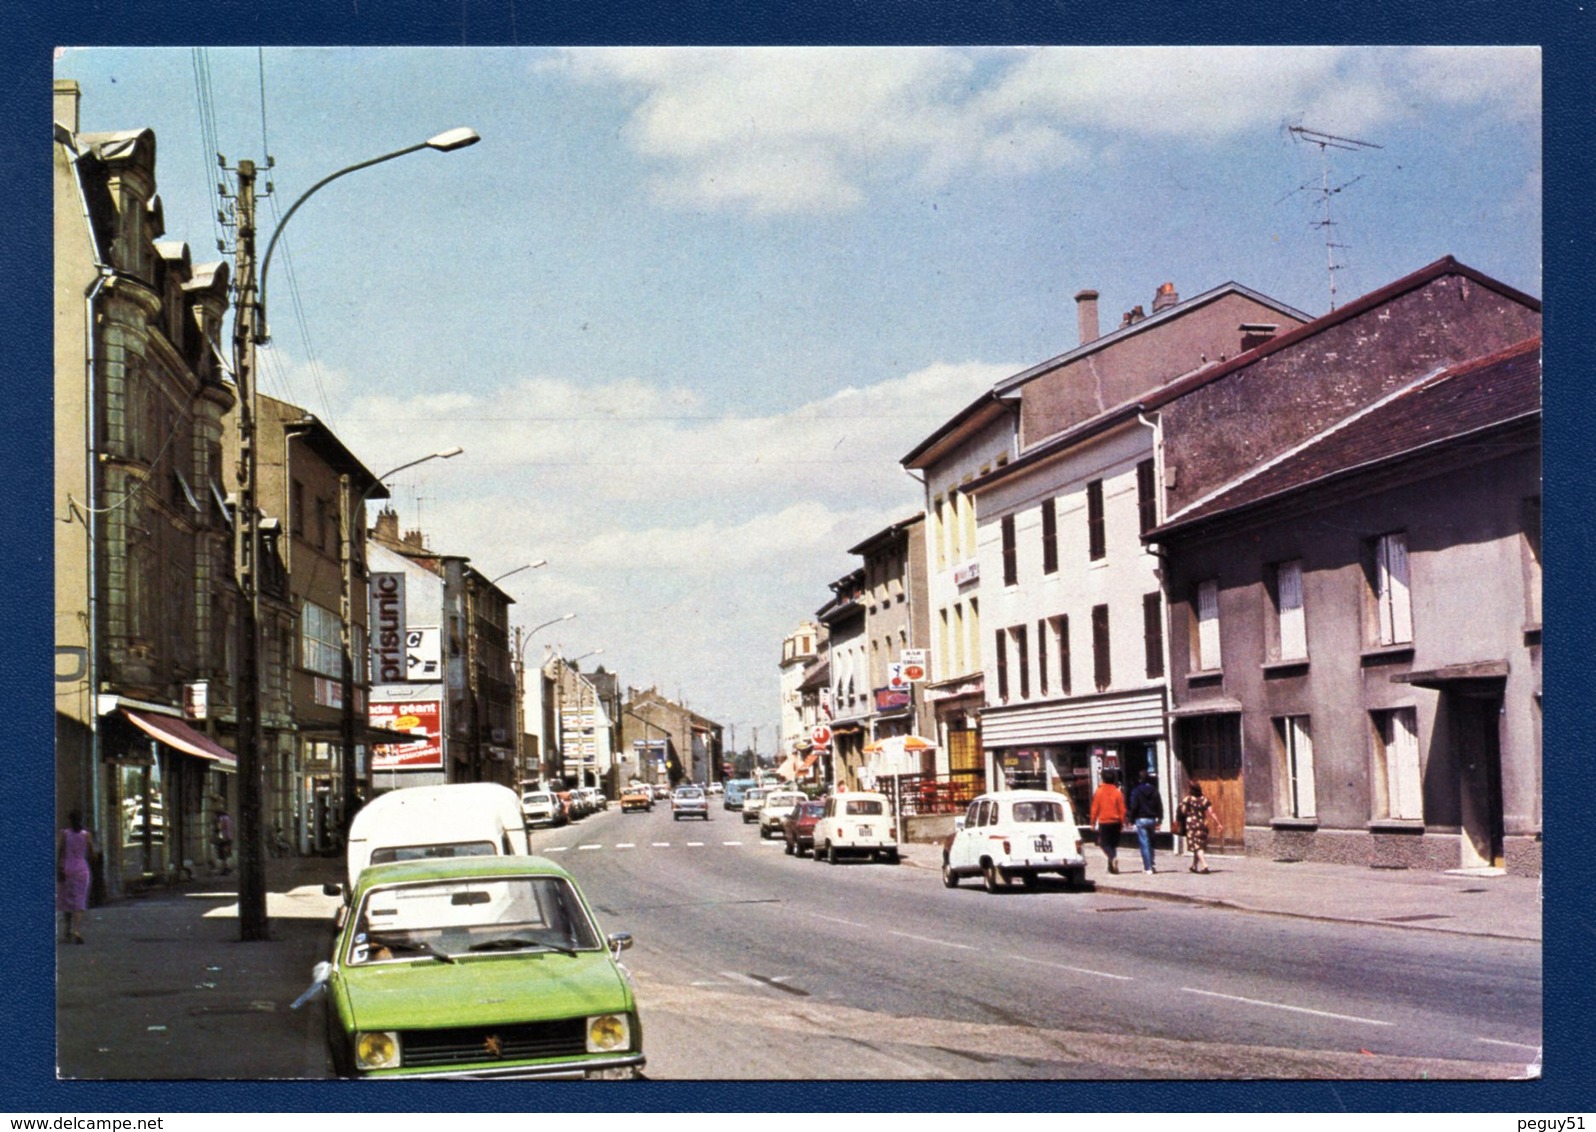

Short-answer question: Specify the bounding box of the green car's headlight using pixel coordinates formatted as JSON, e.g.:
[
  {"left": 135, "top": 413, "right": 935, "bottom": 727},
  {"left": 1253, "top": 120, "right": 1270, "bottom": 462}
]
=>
[
  {"left": 355, "top": 1030, "right": 401, "bottom": 1070},
  {"left": 586, "top": 1014, "right": 630, "bottom": 1053}
]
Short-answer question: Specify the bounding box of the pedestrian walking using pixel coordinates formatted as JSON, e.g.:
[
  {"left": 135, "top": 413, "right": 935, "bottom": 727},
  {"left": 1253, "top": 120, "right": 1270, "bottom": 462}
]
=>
[
  {"left": 1126, "top": 770, "right": 1163, "bottom": 874},
  {"left": 213, "top": 804, "right": 234, "bottom": 876},
  {"left": 1176, "top": 782, "right": 1223, "bottom": 873},
  {"left": 1089, "top": 769, "right": 1128, "bottom": 874},
  {"left": 57, "top": 809, "right": 95, "bottom": 944}
]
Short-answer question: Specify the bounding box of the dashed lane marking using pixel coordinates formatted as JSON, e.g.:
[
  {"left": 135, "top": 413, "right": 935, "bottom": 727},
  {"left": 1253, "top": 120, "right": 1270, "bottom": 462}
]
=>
[
  {"left": 651, "top": 842, "right": 671, "bottom": 848},
  {"left": 544, "top": 846, "right": 568, "bottom": 853},
  {"left": 1008, "top": 954, "right": 1133, "bottom": 981},
  {"left": 1478, "top": 1037, "right": 1542, "bottom": 1050},
  {"left": 578, "top": 844, "right": 602, "bottom": 850},
  {"left": 1182, "top": 987, "right": 1392, "bottom": 1026},
  {"left": 615, "top": 843, "right": 635, "bottom": 849},
  {"left": 886, "top": 929, "right": 977, "bottom": 951},
  {"left": 723, "top": 841, "right": 744, "bottom": 847}
]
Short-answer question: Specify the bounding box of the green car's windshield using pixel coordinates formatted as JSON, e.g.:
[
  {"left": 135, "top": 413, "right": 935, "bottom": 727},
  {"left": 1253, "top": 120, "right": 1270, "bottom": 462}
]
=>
[{"left": 349, "top": 875, "right": 602, "bottom": 965}]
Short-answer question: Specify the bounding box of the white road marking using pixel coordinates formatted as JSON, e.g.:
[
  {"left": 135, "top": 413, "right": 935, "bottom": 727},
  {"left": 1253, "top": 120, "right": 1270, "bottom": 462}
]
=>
[
  {"left": 807, "top": 912, "right": 869, "bottom": 930},
  {"left": 578, "top": 844, "right": 602, "bottom": 850},
  {"left": 615, "top": 843, "right": 635, "bottom": 849},
  {"left": 722, "top": 841, "right": 744, "bottom": 847},
  {"left": 1182, "top": 987, "right": 1392, "bottom": 1026},
  {"left": 544, "top": 846, "right": 569, "bottom": 853},
  {"left": 1008, "top": 954, "right": 1133, "bottom": 980},
  {"left": 1477, "top": 1037, "right": 1542, "bottom": 1051},
  {"left": 651, "top": 842, "right": 671, "bottom": 848},
  {"left": 887, "top": 930, "right": 977, "bottom": 951},
  {"left": 686, "top": 842, "right": 705, "bottom": 847}
]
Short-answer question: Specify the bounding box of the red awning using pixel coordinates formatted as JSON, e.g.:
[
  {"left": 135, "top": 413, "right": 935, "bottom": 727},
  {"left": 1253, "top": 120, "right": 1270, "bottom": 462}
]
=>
[{"left": 123, "top": 709, "right": 239, "bottom": 772}]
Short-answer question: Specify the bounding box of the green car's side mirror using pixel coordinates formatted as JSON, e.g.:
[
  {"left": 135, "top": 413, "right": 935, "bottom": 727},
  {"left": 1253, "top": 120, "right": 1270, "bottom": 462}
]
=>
[{"left": 607, "top": 932, "right": 633, "bottom": 956}]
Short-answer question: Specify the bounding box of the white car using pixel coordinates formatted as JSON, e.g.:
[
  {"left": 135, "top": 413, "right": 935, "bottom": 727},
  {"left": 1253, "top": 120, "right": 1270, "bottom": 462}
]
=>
[
  {"left": 741, "top": 787, "right": 767, "bottom": 825},
  {"left": 758, "top": 790, "right": 809, "bottom": 839},
  {"left": 941, "top": 789, "right": 1087, "bottom": 893},
  {"left": 520, "top": 790, "right": 559, "bottom": 827},
  {"left": 811, "top": 792, "right": 899, "bottom": 864}
]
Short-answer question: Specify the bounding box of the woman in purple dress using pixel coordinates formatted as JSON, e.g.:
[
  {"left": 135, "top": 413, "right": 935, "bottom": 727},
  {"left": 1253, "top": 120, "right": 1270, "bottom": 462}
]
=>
[{"left": 57, "top": 809, "right": 95, "bottom": 944}]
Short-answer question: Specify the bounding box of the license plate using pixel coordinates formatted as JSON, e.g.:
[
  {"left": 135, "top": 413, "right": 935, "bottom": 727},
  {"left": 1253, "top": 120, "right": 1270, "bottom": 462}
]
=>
[
  {"left": 858, "top": 825, "right": 872, "bottom": 837},
  {"left": 1033, "top": 836, "right": 1053, "bottom": 853}
]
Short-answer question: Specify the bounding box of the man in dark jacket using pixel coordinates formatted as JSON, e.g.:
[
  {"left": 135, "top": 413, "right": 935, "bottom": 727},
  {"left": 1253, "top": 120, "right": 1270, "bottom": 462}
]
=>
[{"left": 1127, "top": 771, "right": 1163, "bottom": 874}]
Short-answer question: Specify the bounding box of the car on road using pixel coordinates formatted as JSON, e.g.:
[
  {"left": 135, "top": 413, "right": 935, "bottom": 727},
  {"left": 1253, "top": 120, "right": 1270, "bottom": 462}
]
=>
[
  {"left": 520, "top": 791, "right": 560, "bottom": 828},
  {"left": 671, "top": 786, "right": 710, "bottom": 821},
  {"left": 652, "top": 784, "right": 673, "bottom": 801},
  {"left": 941, "top": 789, "right": 1087, "bottom": 892},
  {"left": 812, "top": 792, "right": 899, "bottom": 864},
  {"left": 722, "top": 778, "right": 755, "bottom": 811},
  {"left": 782, "top": 800, "right": 826, "bottom": 857},
  {"left": 309, "top": 855, "right": 644, "bottom": 1079},
  {"left": 706, "top": 782, "right": 724, "bottom": 796},
  {"left": 620, "top": 785, "right": 653, "bottom": 813},
  {"left": 758, "top": 789, "right": 808, "bottom": 839},
  {"left": 335, "top": 783, "right": 532, "bottom": 900},
  {"left": 741, "top": 787, "right": 767, "bottom": 825}
]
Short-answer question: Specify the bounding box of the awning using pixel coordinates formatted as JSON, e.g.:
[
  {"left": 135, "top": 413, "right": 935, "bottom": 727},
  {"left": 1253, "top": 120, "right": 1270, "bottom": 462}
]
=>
[
  {"left": 1390, "top": 660, "right": 1508, "bottom": 694},
  {"left": 122, "top": 709, "right": 238, "bottom": 772},
  {"left": 1165, "top": 698, "right": 1245, "bottom": 718}
]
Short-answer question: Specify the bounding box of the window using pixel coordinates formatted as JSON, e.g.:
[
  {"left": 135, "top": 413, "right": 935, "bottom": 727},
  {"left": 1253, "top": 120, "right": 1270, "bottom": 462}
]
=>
[
  {"left": 1371, "top": 707, "right": 1422, "bottom": 820},
  {"left": 1091, "top": 604, "right": 1110, "bottom": 692},
  {"left": 1273, "top": 559, "right": 1307, "bottom": 661},
  {"left": 952, "top": 603, "right": 965, "bottom": 673},
  {"left": 1273, "top": 715, "right": 1316, "bottom": 819},
  {"left": 1370, "top": 532, "right": 1412, "bottom": 645},
  {"left": 1522, "top": 496, "right": 1542, "bottom": 627},
  {"left": 1143, "top": 592, "right": 1164, "bottom": 679},
  {"left": 1193, "top": 579, "right": 1221, "bottom": 671},
  {"left": 1086, "top": 479, "right": 1106, "bottom": 560},
  {"left": 1054, "top": 615, "right": 1071, "bottom": 695},
  {"left": 315, "top": 495, "right": 329, "bottom": 551},
  {"left": 1001, "top": 514, "right": 1018, "bottom": 586},
  {"left": 1037, "top": 619, "right": 1049, "bottom": 695},
  {"left": 1041, "top": 498, "right": 1058, "bottom": 574},
  {"left": 300, "top": 600, "right": 342, "bottom": 678},
  {"left": 1136, "top": 458, "right": 1158, "bottom": 534},
  {"left": 938, "top": 608, "right": 951, "bottom": 681},
  {"left": 969, "top": 597, "right": 980, "bottom": 669},
  {"left": 1014, "top": 624, "right": 1030, "bottom": 699},
  {"left": 292, "top": 479, "right": 305, "bottom": 536},
  {"left": 994, "top": 629, "right": 1009, "bottom": 701},
  {"left": 933, "top": 497, "right": 948, "bottom": 570}
]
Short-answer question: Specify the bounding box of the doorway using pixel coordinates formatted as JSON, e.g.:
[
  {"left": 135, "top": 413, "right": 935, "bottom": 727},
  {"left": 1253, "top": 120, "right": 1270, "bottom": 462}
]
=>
[
  {"left": 1175, "top": 714, "right": 1244, "bottom": 849},
  {"left": 1451, "top": 690, "right": 1506, "bottom": 869}
]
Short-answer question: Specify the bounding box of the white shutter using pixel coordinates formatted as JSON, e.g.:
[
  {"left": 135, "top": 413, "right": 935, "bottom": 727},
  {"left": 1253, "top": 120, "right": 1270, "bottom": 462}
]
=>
[
  {"left": 1387, "top": 708, "right": 1421, "bottom": 820},
  {"left": 1386, "top": 535, "right": 1412, "bottom": 644},
  {"left": 1290, "top": 717, "right": 1316, "bottom": 819},
  {"left": 1278, "top": 560, "right": 1306, "bottom": 660},
  {"left": 1197, "top": 580, "right": 1221, "bottom": 670}
]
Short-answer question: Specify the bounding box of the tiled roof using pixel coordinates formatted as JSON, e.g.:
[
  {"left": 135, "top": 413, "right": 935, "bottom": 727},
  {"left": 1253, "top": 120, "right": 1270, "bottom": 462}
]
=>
[{"left": 1151, "top": 336, "right": 1541, "bottom": 537}]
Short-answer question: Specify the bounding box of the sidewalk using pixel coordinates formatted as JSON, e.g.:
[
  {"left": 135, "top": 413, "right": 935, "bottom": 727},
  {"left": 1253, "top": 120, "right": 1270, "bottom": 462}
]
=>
[
  {"left": 1082, "top": 846, "right": 1541, "bottom": 942},
  {"left": 56, "top": 854, "right": 345, "bottom": 1080}
]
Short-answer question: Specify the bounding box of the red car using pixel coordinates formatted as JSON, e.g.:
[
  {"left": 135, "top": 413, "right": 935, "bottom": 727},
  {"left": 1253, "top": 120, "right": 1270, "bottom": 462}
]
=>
[{"left": 782, "top": 800, "right": 827, "bottom": 858}]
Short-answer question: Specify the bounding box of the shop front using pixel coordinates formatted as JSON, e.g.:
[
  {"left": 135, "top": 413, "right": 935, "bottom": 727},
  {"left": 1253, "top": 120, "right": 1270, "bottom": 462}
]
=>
[{"left": 980, "top": 687, "right": 1171, "bottom": 826}]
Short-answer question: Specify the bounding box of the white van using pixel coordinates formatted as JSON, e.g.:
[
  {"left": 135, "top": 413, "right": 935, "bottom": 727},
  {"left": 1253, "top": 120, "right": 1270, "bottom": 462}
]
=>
[{"left": 333, "top": 783, "right": 531, "bottom": 898}]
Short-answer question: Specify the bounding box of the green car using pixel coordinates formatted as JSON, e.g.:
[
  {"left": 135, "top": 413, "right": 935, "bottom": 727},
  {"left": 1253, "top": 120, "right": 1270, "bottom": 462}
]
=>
[{"left": 308, "top": 855, "right": 644, "bottom": 1079}]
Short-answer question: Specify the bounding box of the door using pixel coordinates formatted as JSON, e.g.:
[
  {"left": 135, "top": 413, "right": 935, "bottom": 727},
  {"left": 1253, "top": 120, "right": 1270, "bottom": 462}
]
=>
[
  {"left": 1176, "top": 715, "right": 1244, "bottom": 849},
  {"left": 1452, "top": 690, "right": 1506, "bottom": 869}
]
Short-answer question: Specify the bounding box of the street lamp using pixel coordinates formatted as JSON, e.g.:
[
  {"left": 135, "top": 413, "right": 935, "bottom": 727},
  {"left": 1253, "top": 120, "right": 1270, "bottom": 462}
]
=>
[
  {"left": 490, "top": 560, "right": 547, "bottom": 587},
  {"left": 340, "top": 445, "right": 465, "bottom": 838},
  {"left": 230, "top": 129, "right": 478, "bottom": 940},
  {"left": 511, "top": 613, "right": 577, "bottom": 789}
]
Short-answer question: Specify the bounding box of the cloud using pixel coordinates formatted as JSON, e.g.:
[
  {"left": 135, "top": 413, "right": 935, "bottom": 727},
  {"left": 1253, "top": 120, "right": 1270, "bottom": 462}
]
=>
[{"left": 559, "top": 46, "right": 1541, "bottom": 215}]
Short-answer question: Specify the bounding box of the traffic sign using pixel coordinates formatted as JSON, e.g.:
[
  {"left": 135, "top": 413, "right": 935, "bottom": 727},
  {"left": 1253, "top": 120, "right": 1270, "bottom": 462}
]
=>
[{"left": 811, "top": 725, "right": 832, "bottom": 747}]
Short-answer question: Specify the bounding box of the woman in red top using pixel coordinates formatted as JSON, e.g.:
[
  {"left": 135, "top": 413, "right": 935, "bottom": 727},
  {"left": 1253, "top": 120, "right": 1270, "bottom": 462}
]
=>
[{"left": 1088, "top": 770, "right": 1128, "bottom": 874}]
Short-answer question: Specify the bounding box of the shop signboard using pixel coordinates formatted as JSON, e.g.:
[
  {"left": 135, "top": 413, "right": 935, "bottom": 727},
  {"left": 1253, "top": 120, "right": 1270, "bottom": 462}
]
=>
[{"left": 368, "top": 572, "right": 408, "bottom": 683}]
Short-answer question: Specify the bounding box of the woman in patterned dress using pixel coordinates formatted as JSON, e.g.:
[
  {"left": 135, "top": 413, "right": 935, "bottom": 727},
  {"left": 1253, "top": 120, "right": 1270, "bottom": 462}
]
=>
[
  {"left": 1176, "top": 783, "right": 1222, "bottom": 874},
  {"left": 57, "top": 809, "right": 96, "bottom": 944}
]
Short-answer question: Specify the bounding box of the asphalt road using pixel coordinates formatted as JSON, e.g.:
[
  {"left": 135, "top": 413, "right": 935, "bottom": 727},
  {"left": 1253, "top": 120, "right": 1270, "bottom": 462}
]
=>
[{"left": 534, "top": 804, "right": 1542, "bottom": 1080}]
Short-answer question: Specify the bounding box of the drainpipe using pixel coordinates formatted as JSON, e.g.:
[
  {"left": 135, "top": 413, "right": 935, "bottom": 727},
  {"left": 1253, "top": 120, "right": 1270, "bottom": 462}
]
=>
[{"left": 1137, "top": 408, "right": 1177, "bottom": 818}]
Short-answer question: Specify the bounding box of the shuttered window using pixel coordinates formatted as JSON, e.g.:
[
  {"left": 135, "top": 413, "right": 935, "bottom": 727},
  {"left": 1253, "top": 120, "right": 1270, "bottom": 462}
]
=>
[
  {"left": 1374, "top": 533, "right": 1412, "bottom": 645},
  {"left": 1055, "top": 615, "right": 1072, "bottom": 696},
  {"left": 1274, "top": 715, "right": 1316, "bottom": 819},
  {"left": 1136, "top": 458, "right": 1157, "bottom": 534},
  {"left": 994, "top": 629, "right": 1009, "bottom": 701},
  {"left": 1087, "top": 479, "right": 1106, "bottom": 561},
  {"left": 1143, "top": 592, "right": 1164, "bottom": 679},
  {"left": 1041, "top": 498, "right": 1058, "bottom": 574},
  {"left": 1037, "top": 619, "right": 1049, "bottom": 695},
  {"left": 1277, "top": 559, "right": 1307, "bottom": 660},
  {"left": 1001, "top": 514, "right": 1018, "bottom": 586},
  {"left": 1091, "top": 604, "right": 1111, "bottom": 692},
  {"left": 1014, "top": 624, "right": 1030, "bottom": 699},
  {"left": 1195, "top": 579, "right": 1221, "bottom": 671},
  {"left": 1372, "top": 707, "right": 1422, "bottom": 820}
]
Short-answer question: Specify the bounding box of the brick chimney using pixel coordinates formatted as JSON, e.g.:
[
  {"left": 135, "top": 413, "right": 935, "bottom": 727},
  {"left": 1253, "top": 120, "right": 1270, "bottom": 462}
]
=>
[
  {"left": 54, "top": 79, "right": 80, "bottom": 133},
  {"left": 1074, "top": 289, "right": 1100, "bottom": 345},
  {"left": 372, "top": 506, "right": 400, "bottom": 546},
  {"left": 1121, "top": 304, "right": 1147, "bottom": 328},
  {"left": 1152, "top": 281, "right": 1178, "bottom": 313},
  {"left": 403, "top": 528, "right": 425, "bottom": 549}
]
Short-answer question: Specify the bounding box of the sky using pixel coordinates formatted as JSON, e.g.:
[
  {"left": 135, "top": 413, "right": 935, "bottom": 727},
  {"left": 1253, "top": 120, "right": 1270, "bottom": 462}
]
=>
[{"left": 52, "top": 46, "right": 1542, "bottom": 749}]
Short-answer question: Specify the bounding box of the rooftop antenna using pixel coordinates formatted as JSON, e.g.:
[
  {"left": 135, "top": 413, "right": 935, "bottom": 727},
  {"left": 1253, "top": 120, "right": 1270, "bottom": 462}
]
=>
[{"left": 1284, "top": 125, "right": 1382, "bottom": 310}]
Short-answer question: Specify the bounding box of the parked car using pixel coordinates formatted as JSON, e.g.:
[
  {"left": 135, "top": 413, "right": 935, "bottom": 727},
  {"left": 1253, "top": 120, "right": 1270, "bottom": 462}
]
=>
[
  {"left": 706, "top": 782, "right": 724, "bottom": 796},
  {"left": 334, "top": 783, "right": 532, "bottom": 900},
  {"left": 941, "top": 789, "right": 1087, "bottom": 892},
  {"left": 670, "top": 786, "right": 710, "bottom": 822},
  {"left": 741, "top": 787, "right": 767, "bottom": 825},
  {"left": 782, "top": 800, "right": 826, "bottom": 857},
  {"left": 620, "top": 785, "right": 653, "bottom": 813},
  {"left": 758, "top": 789, "right": 809, "bottom": 839},
  {"left": 307, "top": 855, "right": 643, "bottom": 1079},
  {"left": 520, "top": 791, "right": 560, "bottom": 828},
  {"left": 811, "top": 792, "right": 899, "bottom": 864}
]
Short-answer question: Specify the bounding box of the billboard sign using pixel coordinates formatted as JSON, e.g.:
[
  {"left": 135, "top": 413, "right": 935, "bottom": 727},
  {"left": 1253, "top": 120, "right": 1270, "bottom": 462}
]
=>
[
  {"left": 369, "top": 683, "right": 444, "bottom": 771},
  {"left": 405, "top": 627, "right": 441, "bottom": 680}
]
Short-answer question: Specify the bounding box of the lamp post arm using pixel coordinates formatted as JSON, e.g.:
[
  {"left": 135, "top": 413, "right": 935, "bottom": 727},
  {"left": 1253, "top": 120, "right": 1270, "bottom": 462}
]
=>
[{"left": 259, "top": 143, "right": 426, "bottom": 334}]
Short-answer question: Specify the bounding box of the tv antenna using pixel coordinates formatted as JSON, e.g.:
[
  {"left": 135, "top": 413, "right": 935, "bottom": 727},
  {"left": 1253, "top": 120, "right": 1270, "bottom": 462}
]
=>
[{"left": 1283, "top": 125, "right": 1382, "bottom": 310}]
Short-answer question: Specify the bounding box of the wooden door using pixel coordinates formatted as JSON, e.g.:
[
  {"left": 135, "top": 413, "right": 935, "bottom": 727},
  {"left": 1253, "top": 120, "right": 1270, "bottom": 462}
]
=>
[{"left": 1176, "top": 715, "right": 1244, "bottom": 849}]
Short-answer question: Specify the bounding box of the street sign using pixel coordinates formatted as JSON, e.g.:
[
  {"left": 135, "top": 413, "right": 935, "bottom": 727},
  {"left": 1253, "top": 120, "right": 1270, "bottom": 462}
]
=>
[
  {"left": 811, "top": 724, "right": 832, "bottom": 747},
  {"left": 887, "top": 662, "right": 909, "bottom": 691}
]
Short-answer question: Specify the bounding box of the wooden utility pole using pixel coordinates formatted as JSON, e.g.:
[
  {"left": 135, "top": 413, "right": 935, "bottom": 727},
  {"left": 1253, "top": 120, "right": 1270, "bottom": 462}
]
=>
[{"left": 230, "top": 161, "right": 269, "bottom": 940}]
